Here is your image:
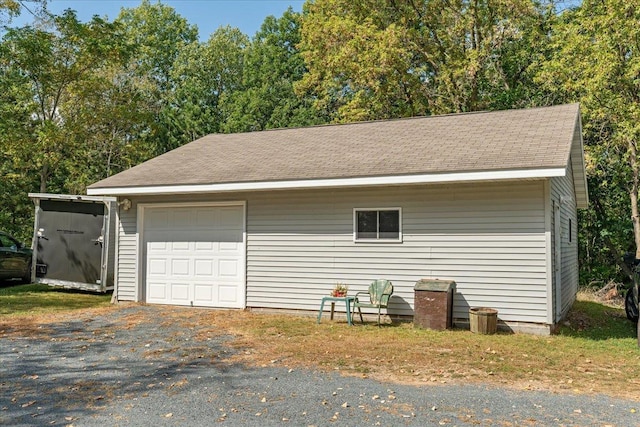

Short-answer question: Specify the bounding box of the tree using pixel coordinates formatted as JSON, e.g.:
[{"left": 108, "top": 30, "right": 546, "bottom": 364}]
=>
[
  {"left": 221, "top": 8, "right": 325, "bottom": 133},
  {"left": 164, "top": 26, "right": 248, "bottom": 148},
  {"left": 0, "top": 0, "right": 47, "bottom": 24},
  {"left": 116, "top": 0, "right": 197, "bottom": 92},
  {"left": 116, "top": 0, "right": 198, "bottom": 155},
  {"left": 537, "top": 0, "right": 640, "bottom": 281},
  {"left": 0, "top": 10, "right": 127, "bottom": 193},
  {"left": 0, "top": 63, "right": 39, "bottom": 241},
  {"left": 297, "top": 0, "right": 550, "bottom": 122},
  {"left": 60, "top": 63, "right": 156, "bottom": 193}
]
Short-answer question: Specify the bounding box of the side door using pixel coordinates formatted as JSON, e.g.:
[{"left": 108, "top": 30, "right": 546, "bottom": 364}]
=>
[{"left": 36, "top": 200, "right": 105, "bottom": 285}]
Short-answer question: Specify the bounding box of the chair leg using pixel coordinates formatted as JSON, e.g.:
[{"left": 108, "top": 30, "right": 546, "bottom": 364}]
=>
[
  {"left": 377, "top": 307, "right": 381, "bottom": 326},
  {"left": 357, "top": 306, "right": 364, "bottom": 323}
]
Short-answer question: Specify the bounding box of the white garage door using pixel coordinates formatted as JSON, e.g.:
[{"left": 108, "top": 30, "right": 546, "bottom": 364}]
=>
[{"left": 143, "top": 204, "right": 245, "bottom": 308}]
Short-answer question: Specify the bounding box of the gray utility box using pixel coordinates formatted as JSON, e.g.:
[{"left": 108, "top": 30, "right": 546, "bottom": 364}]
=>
[
  {"left": 29, "top": 193, "right": 117, "bottom": 293},
  {"left": 414, "top": 279, "right": 456, "bottom": 330}
]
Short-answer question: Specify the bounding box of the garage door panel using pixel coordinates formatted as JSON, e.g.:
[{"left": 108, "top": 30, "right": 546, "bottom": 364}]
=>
[
  {"left": 219, "top": 241, "right": 242, "bottom": 252},
  {"left": 194, "top": 259, "right": 214, "bottom": 276},
  {"left": 171, "top": 258, "right": 190, "bottom": 276},
  {"left": 218, "top": 259, "right": 240, "bottom": 278},
  {"left": 194, "top": 284, "right": 214, "bottom": 303},
  {"left": 148, "top": 258, "right": 167, "bottom": 275},
  {"left": 170, "top": 241, "right": 190, "bottom": 251},
  {"left": 195, "top": 241, "right": 214, "bottom": 251},
  {"left": 170, "top": 282, "right": 190, "bottom": 304},
  {"left": 148, "top": 281, "right": 167, "bottom": 300},
  {"left": 144, "top": 204, "right": 245, "bottom": 308},
  {"left": 218, "top": 284, "right": 240, "bottom": 303},
  {"left": 148, "top": 240, "right": 168, "bottom": 251},
  {"left": 148, "top": 230, "right": 218, "bottom": 243}
]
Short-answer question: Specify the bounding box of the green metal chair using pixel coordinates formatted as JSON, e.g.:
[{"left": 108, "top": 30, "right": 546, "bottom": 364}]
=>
[{"left": 353, "top": 280, "right": 393, "bottom": 325}]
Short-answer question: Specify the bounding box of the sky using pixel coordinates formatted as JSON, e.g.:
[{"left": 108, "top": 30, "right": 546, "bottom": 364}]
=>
[
  {"left": 10, "top": 0, "right": 305, "bottom": 39},
  {"left": 7, "top": 0, "right": 585, "bottom": 38}
]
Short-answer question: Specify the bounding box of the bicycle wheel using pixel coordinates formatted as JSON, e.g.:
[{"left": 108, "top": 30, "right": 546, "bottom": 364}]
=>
[{"left": 625, "top": 288, "right": 639, "bottom": 323}]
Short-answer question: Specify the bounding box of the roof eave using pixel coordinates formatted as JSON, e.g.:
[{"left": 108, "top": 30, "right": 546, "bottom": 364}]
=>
[
  {"left": 86, "top": 168, "right": 567, "bottom": 197},
  {"left": 571, "top": 111, "right": 589, "bottom": 209}
]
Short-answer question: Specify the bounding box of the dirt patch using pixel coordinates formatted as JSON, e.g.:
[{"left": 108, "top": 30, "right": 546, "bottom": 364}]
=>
[
  {"left": 0, "top": 306, "right": 117, "bottom": 338},
  {"left": 564, "top": 309, "right": 592, "bottom": 331}
]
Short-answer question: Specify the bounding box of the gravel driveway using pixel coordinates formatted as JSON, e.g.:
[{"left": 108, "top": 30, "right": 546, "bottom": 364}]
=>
[{"left": 1, "top": 305, "right": 638, "bottom": 427}]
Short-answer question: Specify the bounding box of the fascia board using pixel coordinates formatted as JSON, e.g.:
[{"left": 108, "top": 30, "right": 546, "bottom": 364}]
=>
[{"left": 87, "top": 168, "right": 566, "bottom": 196}]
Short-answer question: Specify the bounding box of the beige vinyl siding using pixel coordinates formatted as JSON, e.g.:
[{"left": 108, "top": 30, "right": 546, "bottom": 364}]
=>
[
  {"left": 115, "top": 204, "right": 138, "bottom": 301},
  {"left": 551, "top": 160, "right": 579, "bottom": 319},
  {"left": 246, "top": 181, "right": 547, "bottom": 323},
  {"left": 114, "top": 181, "right": 549, "bottom": 324}
]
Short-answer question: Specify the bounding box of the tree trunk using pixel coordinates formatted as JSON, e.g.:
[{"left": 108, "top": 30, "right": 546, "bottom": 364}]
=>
[
  {"left": 630, "top": 139, "right": 640, "bottom": 259},
  {"left": 39, "top": 163, "right": 48, "bottom": 193},
  {"left": 629, "top": 139, "right": 640, "bottom": 347}
]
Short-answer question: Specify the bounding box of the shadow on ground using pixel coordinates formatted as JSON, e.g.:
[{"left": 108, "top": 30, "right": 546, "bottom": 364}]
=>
[{"left": 0, "top": 306, "right": 242, "bottom": 426}]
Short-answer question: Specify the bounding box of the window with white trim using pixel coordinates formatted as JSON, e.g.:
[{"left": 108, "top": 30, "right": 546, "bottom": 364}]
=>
[{"left": 354, "top": 208, "right": 402, "bottom": 242}]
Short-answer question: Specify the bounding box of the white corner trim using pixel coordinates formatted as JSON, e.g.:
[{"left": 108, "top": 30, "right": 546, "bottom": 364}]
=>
[
  {"left": 543, "top": 181, "right": 554, "bottom": 325},
  {"left": 87, "top": 168, "right": 566, "bottom": 196}
]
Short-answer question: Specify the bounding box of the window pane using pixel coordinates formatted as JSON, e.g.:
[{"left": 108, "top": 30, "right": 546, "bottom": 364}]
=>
[
  {"left": 356, "top": 211, "right": 377, "bottom": 239},
  {"left": 379, "top": 210, "right": 399, "bottom": 239}
]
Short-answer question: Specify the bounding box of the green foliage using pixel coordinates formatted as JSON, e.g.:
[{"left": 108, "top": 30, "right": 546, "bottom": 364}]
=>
[
  {"left": 0, "top": 10, "right": 130, "bottom": 189},
  {"left": 0, "top": 0, "right": 46, "bottom": 24},
  {"left": 115, "top": 0, "right": 199, "bottom": 156},
  {"left": 116, "top": 0, "right": 198, "bottom": 92},
  {"left": 164, "top": 26, "right": 248, "bottom": 148},
  {"left": 297, "top": 0, "right": 551, "bottom": 122},
  {"left": 221, "top": 8, "right": 326, "bottom": 132}
]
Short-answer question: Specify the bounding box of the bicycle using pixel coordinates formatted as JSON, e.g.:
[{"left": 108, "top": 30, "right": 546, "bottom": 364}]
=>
[{"left": 623, "top": 253, "right": 640, "bottom": 347}]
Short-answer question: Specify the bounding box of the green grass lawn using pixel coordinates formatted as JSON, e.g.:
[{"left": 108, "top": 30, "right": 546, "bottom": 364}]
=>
[{"left": 0, "top": 283, "right": 112, "bottom": 317}]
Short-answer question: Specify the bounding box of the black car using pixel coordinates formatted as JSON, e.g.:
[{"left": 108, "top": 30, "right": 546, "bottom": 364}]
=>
[{"left": 0, "top": 231, "right": 32, "bottom": 283}]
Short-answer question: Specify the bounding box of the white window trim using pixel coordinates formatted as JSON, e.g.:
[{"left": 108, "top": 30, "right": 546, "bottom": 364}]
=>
[{"left": 353, "top": 207, "right": 403, "bottom": 243}]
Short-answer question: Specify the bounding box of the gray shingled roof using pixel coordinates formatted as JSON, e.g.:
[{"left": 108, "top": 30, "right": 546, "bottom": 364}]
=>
[{"left": 88, "top": 103, "right": 582, "bottom": 191}]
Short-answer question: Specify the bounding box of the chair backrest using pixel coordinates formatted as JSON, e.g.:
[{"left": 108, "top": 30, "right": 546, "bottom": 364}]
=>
[{"left": 368, "top": 279, "right": 393, "bottom": 306}]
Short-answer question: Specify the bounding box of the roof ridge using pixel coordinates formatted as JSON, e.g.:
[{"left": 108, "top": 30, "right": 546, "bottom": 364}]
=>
[{"left": 205, "top": 103, "right": 580, "bottom": 137}]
